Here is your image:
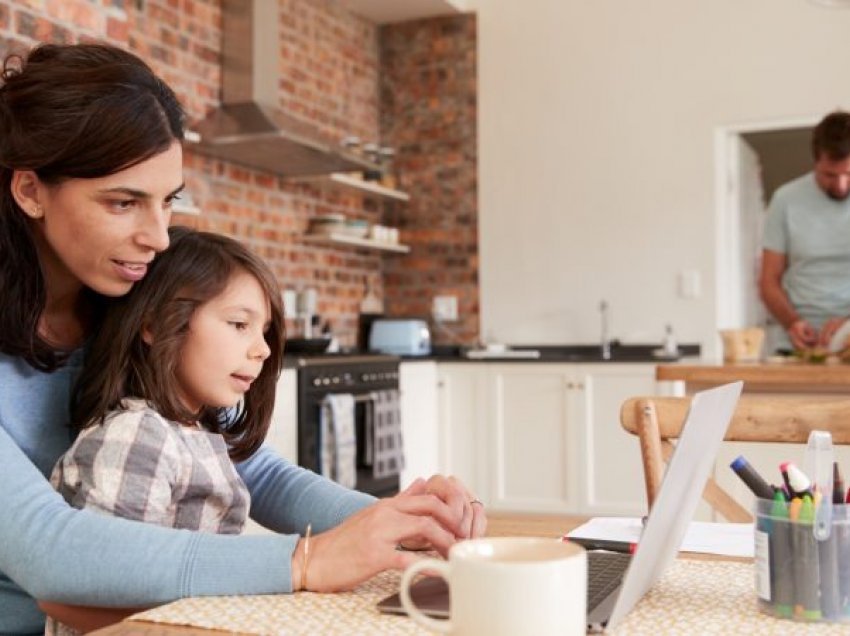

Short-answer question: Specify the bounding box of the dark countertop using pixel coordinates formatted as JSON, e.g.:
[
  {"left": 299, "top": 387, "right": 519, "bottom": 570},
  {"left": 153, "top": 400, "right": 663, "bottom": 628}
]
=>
[{"left": 283, "top": 343, "right": 701, "bottom": 366}]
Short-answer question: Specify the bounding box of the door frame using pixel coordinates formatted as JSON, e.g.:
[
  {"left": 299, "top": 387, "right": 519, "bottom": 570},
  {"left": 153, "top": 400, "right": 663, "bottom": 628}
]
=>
[{"left": 713, "top": 115, "right": 818, "bottom": 331}]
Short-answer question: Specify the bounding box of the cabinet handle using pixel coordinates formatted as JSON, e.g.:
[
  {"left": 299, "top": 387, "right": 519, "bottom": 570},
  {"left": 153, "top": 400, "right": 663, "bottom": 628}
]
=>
[
  {"left": 566, "top": 382, "right": 574, "bottom": 389},
  {"left": 576, "top": 382, "right": 584, "bottom": 390}
]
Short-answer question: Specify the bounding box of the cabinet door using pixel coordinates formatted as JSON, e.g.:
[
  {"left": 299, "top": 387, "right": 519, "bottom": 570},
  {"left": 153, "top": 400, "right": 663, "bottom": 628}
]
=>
[
  {"left": 266, "top": 368, "right": 298, "bottom": 463},
  {"left": 437, "top": 364, "right": 488, "bottom": 502},
  {"left": 487, "top": 364, "right": 577, "bottom": 513},
  {"left": 245, "top": 368, "right": 298, "bottom": 535},
  {"left": 577, "top": 364, "right": 656, "bottom": 516},
  {"left": 399, "top": 361, "right": 439, "bottom": 489}
]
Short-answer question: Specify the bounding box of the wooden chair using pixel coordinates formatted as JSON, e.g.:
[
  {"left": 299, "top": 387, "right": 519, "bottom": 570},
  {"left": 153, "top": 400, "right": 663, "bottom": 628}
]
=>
[{"left": 620, "top": 395, "right": 850, "bottom": 523}]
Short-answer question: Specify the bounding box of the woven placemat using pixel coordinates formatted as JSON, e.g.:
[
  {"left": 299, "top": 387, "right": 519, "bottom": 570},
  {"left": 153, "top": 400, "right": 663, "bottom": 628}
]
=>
[{"left": 131, "top": 559, "right": 850, "bottom": 635}]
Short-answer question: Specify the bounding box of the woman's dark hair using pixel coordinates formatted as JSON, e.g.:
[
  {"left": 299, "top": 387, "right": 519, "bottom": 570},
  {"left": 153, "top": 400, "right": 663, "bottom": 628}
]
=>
[
  {"left": 72, "top": 227, "right": 285, "bottom": 461},
  {"left": 0, "top": 43, "right": 186, "bottom": 371},
  {"left": 812, "top": 111, "right": 850, "bottom": 161}
]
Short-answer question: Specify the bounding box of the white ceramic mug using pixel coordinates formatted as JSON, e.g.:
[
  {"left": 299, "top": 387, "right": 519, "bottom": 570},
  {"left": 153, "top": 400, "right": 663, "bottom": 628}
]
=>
[{"left": 400, "top": 537, "right": 586, "bottom": 636}]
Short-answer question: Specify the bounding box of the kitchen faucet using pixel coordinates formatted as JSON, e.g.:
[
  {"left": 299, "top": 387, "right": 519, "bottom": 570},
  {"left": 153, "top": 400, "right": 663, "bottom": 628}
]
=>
[{"left": 600, "top": 300, "right": 611, "bottom": 360}]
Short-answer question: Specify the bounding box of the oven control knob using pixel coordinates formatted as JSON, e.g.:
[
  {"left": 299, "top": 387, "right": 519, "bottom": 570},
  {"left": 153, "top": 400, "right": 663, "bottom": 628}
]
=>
[
  {"left": 332, "top": 376, "right": 340, "bottom": 384},
  {"left": 312, "top": 378, "right": 321, "bottom": 387},
  {"left": 322, "top": 377, "right": 330, "bottom": 385}
]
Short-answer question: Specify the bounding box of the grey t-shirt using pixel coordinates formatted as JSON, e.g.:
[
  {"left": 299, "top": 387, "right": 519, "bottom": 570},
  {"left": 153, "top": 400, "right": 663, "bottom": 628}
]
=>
[{"left": 763, "top": 172, "right": 850, "bottom": 348}]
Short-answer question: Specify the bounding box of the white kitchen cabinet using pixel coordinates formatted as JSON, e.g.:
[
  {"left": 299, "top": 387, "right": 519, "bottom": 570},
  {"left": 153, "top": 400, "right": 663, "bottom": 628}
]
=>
[
  {"left": 436, "top": 361, "right": 657, "bottom": 515},
  {"left": 576, "top": 365, "right": 656, "bottom": 516},
  {"left": 244, "top": 368, "right": 297, "bottom": 535},
  {"left": 436, "top": 364, "right": 490, "bottom": 500},
  {"left": 399, "top": 361, "right": 440, "bottom": 488},
  {"left": 486, "top": 364, "right": 578, "bottom": 512},
  {"left": 267, "top": 368, "right": 298, "bottom": 463}
]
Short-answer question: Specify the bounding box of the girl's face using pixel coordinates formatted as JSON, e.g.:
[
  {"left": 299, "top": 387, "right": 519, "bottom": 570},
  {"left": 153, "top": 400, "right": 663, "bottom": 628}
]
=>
[
  {"left": 27, "top": 142, "right": 184, "bottom": 297},
  {"left": 176, "top": 270, "right": 273, "bottom": 413}
]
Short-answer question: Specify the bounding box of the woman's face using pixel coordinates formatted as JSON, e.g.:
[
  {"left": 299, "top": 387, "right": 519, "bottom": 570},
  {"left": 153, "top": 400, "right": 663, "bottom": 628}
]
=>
[{"left": 33, "top": 142, "right": 184, "bottom": 297}]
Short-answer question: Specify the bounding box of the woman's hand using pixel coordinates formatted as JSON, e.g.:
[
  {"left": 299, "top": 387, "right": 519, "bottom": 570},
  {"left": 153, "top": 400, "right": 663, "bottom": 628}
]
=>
[
  {"left": 422, "top": 474, "right": 487, "bottom": 540},
  {"left": 398, "top": 475, "right": 487, "bottom": 550},
  {"left": 294, "top": 476, "right": 487, "bottom": 593}
]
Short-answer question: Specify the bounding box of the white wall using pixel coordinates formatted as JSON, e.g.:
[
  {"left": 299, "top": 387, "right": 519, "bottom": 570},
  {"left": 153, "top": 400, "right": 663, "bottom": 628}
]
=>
[{"left": 468, "top": 0, "right": 850, "bottom": 356}]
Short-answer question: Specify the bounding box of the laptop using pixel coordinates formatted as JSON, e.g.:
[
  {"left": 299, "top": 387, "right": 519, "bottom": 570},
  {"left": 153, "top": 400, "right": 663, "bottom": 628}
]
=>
[{"left": 377, "top": 381, "right": 743, "bottom": 632}]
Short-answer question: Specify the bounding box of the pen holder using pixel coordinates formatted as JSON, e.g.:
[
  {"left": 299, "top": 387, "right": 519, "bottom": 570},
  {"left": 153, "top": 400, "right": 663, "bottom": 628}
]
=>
[{"left": 755, "top": 499, "right": 850, "bottom": 623}]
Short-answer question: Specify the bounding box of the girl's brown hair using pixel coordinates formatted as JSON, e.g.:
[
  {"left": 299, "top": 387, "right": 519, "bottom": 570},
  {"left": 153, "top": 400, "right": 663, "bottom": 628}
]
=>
[
  {"left": 0, "top": 43, "right": 185, "bottom": 371},
  {"left": 72, "top": 227, "right": 285, "bottom": 461}
]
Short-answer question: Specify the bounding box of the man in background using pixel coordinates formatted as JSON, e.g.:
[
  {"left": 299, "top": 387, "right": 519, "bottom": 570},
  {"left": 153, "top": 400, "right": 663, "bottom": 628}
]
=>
[{"left": 759, "top": 110, "right": 850, "bottom": 353}]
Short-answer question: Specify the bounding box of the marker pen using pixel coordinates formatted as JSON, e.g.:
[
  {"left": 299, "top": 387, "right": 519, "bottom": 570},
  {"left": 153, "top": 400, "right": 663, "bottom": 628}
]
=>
[
  {"left": 770, "top": 491, "right": 794, "bottom": 618},
  {"left": 781, "top": 462, "right": 813, "bottom": 498},
  {"left": 834, "top": 463, "right": 845, "bottom": 506},
  {"left": 730, "top": 455, "right": 775, "bottom": 500}
]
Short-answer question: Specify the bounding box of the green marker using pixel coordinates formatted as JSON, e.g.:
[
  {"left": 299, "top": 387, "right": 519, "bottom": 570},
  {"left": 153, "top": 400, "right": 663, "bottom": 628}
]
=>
[
  {"left": 794, "top": 495, "right": 822, "bottom": 620},
  {"left": 770, "top": 490, "right": 794, "bottom": 618}
]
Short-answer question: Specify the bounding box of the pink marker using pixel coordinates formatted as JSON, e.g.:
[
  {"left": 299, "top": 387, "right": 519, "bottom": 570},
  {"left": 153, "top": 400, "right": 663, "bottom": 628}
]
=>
[{"left": 780, "top": 461, "right": 812, "bottom": 497}]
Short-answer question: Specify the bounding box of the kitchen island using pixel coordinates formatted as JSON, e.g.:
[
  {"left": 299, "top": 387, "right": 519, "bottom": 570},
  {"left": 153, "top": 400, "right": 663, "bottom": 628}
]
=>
[{"left": 656, "top": 360, "right": 850, "bottom": 395}]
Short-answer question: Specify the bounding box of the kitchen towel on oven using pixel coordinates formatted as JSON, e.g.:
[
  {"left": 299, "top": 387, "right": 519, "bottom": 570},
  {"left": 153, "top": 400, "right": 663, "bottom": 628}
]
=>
[
  {"left": 319, "top": 393, "right": 357, "bottom": 489},
  {"left": 364, "top": 389, "right": 404, "bottom": 479}
]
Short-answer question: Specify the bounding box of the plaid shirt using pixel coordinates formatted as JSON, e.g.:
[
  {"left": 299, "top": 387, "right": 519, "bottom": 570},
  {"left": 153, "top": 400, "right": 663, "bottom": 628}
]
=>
[{"left": 50, "top": 399, "right": 250, "bottom": 534}]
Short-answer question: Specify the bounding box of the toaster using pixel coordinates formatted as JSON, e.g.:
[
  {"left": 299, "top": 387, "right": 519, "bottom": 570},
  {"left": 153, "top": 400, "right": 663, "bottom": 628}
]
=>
[{"left": 368, "top": 319, "right": 431, "bottom": 356}]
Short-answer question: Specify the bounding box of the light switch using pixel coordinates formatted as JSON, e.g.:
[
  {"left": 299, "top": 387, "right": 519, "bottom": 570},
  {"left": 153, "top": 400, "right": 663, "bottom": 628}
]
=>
[{"left": 678, "top": 270, "right": 701, "bottom": 299}]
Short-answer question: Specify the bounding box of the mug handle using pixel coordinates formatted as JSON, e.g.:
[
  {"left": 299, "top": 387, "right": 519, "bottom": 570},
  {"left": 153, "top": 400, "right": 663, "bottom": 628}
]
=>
[{"left": 399, "top": 559, "right": 452, "bottom": 633}]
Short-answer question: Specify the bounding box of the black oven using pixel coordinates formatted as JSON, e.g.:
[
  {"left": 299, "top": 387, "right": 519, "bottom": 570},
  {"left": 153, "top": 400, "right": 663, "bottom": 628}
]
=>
[{"left": 295, "top": 354, "right": 401, "bottom": 498}]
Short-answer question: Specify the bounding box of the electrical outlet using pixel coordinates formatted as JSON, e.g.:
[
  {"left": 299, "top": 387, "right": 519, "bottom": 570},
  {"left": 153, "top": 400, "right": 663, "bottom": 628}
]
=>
[{"left": 432, "top": 295, "right": 459, "bottom": 322}]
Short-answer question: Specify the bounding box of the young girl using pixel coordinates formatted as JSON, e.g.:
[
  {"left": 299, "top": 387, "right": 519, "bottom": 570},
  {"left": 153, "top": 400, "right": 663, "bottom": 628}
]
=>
[
  {"left": 47, "top": 226, "right": 284, "bottom": 632},
  {"left": 54, "top": 224, "right": 283, "bottom": 513}
]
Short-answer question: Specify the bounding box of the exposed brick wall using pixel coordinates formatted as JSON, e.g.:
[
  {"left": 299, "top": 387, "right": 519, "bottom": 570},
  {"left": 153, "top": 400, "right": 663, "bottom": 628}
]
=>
[
  {"left": 380, "top": 15, "right": 479, "bottom": 346},
  {"left": 0, "top": 1, "right": 479, "bottom": 348}
]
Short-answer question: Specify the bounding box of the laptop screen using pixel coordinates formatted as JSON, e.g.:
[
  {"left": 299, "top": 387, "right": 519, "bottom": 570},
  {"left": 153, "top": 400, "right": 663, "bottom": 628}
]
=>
[{"left": 605, "top": 381, "right": 743, "bottom": 629}]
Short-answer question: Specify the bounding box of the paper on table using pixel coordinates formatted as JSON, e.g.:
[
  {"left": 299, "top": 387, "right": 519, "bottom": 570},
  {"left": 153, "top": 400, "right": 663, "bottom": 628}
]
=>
[{"left": 566, "top": 517, "right": 754, "bottom": 558}]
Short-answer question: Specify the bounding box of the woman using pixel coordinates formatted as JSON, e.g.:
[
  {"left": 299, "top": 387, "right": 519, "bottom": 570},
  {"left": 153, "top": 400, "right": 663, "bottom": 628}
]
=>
[{"left": 0, "top": 43, "right": 485, "bottom": 634}]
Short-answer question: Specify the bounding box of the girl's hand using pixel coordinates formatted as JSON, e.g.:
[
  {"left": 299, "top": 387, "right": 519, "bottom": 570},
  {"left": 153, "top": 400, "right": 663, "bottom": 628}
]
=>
[{"left": 293, "top": 476, "right": 486, "bottom": 592}]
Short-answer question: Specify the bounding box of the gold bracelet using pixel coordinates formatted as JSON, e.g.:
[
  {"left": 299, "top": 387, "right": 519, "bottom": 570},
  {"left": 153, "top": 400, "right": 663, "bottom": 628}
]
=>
[{"left": 300, "top": 523, "right": 312, "bottom": 592}]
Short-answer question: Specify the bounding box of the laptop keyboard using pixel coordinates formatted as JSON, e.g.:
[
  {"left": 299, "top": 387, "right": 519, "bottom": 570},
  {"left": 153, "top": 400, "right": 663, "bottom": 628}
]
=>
[{"left": 587, "top": 551, "right": 632, "bottom": 611}]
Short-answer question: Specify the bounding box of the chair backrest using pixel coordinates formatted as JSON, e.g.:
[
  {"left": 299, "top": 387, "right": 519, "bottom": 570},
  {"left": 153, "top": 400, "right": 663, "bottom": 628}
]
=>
[{"left": 620, "top": 395, "right": 850, "bottom": 523}]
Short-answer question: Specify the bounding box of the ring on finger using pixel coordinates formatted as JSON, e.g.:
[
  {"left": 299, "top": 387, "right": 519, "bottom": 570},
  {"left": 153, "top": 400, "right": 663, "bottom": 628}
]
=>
[{"left": 469, "top": 498, "right": 483, "bottom": 506}]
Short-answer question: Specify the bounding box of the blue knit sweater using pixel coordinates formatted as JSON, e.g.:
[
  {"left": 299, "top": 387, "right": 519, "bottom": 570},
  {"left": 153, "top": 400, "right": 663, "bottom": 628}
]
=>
[{"left": 0, "top": 351, "right": 374, "bottom": 634}]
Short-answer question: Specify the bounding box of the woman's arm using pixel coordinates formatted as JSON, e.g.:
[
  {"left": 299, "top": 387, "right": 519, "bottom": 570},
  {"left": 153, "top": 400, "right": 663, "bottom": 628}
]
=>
[
  {"left": 237, "top": 444, "right": 375, "bottom": 534},
  {"left": 0, "top": 424, "right": 296, "bottom": 607}
]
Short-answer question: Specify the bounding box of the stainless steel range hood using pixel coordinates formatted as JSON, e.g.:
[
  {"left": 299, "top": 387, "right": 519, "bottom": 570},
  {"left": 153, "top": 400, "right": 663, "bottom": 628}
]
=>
[{"left": 189, "top": 0, "right": 379, "bottom": 177}]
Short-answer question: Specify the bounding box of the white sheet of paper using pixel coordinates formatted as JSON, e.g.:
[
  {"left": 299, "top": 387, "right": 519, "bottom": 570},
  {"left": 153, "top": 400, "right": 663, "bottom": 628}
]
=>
[{"left": 566, "top": 516, "right": 754, "bottom": 558}]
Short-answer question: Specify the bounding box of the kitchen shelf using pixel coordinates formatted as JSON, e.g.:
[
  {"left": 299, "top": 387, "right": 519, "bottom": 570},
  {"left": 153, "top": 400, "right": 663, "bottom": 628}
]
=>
[
  {"left": 172, "top": 202, "right": 201, "bottom": 216},
  {"left": 292, "top": 173, "right": 410, "bottom": 202},
  {"left": 303, "top": 232, "right": 410, "bottom": 253}
]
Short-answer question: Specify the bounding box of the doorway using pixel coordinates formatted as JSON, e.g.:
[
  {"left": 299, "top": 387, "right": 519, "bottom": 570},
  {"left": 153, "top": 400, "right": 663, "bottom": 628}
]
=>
[{"left": 715, "top": 117, "right": 817, "bottom": 352}]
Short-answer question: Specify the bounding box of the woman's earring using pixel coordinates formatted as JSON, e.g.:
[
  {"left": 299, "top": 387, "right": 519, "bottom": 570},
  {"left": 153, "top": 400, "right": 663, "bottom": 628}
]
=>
[{"left": 24, "top": 203, "right": 44, "bottom": 220}]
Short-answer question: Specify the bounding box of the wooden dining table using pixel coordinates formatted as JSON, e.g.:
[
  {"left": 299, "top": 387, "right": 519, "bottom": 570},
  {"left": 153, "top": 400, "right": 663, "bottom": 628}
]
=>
[
  {"left": 90, "top": 512, "right": 582, "bottom": 636},
  {"left": 89, "top": 512, "right": 848, "bottom": 636}
]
